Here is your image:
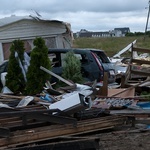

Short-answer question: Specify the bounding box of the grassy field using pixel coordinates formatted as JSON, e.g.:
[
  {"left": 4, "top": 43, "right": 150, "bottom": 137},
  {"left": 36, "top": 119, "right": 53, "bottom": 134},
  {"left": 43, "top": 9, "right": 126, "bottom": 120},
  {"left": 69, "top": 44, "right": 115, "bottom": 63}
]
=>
[{"left": 73, "top": 36, "right": 150, "bottom": 57}]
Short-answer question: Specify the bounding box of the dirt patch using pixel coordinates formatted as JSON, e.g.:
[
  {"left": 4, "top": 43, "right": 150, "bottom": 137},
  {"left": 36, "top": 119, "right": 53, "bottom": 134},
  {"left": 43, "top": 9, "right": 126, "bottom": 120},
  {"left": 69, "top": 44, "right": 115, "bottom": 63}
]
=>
[{"left": 98, "top": 130, "right": 150, "bottom": 150}]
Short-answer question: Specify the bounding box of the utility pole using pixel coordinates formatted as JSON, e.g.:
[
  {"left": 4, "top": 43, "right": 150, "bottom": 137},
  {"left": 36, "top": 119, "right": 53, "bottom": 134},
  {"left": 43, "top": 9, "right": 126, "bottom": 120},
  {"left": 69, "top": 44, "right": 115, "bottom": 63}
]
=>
[{"left": 144, "top": 0, "right": 150, "bottom": 40}]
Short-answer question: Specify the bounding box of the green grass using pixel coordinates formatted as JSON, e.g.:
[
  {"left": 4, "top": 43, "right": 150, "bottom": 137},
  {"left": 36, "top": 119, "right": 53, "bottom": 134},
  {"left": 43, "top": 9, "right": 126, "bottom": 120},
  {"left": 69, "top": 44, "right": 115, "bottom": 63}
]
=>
[{"left": 73, "top": 36, "right": 150, "bottom": 57}]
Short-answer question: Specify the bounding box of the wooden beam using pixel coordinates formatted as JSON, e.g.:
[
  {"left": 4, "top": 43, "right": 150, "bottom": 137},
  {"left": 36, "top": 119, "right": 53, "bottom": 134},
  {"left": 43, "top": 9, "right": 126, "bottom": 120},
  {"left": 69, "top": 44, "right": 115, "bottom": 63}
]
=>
[
  {"left": 131, "top": 59, "right": 150, "bottom": 65},
  {"left": 98, "top": 72, "right": 108, "bottom": 96},
  {"left": 111, "top": 79, "right": 150, "bottom": 97},
  {"left": 40, "top": 66, "right": 75, "bottom": 86},
  {"left": 132, "top": 47, "right": 150, "bottom": 53}
]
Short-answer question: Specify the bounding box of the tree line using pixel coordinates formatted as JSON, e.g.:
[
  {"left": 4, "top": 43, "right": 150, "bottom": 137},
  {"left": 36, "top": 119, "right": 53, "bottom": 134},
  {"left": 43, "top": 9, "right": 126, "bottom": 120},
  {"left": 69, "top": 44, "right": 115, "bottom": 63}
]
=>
[{"left": 126, "top": 31, "right": 150, "bottom": 36}]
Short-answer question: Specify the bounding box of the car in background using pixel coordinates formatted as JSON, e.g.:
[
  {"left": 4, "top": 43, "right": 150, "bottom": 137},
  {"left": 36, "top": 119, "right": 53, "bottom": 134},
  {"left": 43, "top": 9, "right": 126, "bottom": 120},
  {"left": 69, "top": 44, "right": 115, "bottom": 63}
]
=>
[
  {"left": 49, "top": 48, "right": 115, "bottom": 84},
  {"left": 0, "top": 48, "right": 116, "bottom": 88}
]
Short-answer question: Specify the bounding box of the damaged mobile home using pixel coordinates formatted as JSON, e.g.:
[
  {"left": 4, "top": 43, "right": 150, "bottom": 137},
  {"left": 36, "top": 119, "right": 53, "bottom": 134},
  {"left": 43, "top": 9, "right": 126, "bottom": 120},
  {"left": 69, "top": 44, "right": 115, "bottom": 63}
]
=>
[{"left": 0, "top": 15, "right": 73, "bottom": 63}]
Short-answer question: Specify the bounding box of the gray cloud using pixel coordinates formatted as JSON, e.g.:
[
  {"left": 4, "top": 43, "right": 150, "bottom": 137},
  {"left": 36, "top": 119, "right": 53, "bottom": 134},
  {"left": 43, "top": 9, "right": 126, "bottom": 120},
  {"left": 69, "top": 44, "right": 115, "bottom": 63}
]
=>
[
  {"left": 0, "top": 0, "right": 147, "bottom": 13},
  {"left": 0, "top": 0, "right": 149, "bottom": 32}
]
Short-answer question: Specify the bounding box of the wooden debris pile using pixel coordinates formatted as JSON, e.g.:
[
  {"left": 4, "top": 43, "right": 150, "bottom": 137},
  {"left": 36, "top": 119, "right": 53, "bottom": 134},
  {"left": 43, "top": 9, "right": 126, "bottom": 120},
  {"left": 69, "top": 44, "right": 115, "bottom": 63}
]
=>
[
  {"left": 0, "top": 52, "right": 149, "bottom": 149},
  {"left": 0, "top": 93, "right": 127, "bottom": 149}
]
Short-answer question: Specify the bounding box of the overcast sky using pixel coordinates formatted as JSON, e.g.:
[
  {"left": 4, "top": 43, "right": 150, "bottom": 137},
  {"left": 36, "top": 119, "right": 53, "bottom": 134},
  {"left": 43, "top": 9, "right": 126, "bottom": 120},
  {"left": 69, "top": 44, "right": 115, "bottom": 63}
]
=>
[{"left": 0, "top": 0, "right": 149, "bottom": 32}]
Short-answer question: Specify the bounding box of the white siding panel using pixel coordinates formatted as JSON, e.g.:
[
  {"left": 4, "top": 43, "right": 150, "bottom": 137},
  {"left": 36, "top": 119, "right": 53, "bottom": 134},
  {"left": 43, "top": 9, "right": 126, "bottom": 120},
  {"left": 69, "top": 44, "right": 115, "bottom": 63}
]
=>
[
  {"left": 0, "top": 43, "right": 4, "bottom": 63},
  {"left": 0, "top": 20, "right": 67, "bottom": 40}
]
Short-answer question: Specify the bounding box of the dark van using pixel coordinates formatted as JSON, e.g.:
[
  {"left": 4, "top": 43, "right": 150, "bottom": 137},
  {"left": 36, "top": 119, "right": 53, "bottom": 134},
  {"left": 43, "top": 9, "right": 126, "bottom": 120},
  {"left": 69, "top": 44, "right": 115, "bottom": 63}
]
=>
[{"left": 48, "top": 48, "right": 115, "bottom": 83}]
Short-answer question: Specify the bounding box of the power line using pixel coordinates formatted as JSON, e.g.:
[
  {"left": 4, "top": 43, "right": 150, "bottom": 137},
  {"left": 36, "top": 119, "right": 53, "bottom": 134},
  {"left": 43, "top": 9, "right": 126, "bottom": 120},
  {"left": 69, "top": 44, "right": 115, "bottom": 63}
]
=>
[{"left": 144, "top": 0, "right": 150, "bottom": 40}]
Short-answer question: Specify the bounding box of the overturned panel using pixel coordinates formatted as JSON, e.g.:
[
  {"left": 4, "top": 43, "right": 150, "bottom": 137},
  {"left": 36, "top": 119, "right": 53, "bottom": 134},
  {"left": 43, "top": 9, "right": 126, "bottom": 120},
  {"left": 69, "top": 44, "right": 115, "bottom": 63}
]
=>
[{"left": 49, "top": 93, "right": 92, "bottom": 114}]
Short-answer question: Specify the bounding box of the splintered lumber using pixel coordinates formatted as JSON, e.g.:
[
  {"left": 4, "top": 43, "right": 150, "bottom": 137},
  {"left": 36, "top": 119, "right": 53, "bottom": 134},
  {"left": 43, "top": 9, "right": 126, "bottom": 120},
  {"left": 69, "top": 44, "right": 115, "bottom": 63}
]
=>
[
  {"left": 0, "top": 115, "right": 126, "bottom": 148},
  {"left": 98, "top": 72, "right": 108, "bottom": 96},
  {"left": 0, "top": 94, "right": 42, "bottom": 103},
  {"left": 0, "top": 94, "right": 23, "bottom": 100}
]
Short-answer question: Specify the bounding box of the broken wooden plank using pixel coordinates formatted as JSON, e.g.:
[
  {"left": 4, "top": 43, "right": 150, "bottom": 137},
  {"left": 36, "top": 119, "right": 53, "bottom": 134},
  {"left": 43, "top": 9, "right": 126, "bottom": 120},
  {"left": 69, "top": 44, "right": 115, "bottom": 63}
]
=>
[
  {"left": 131, "top": 59, "right": 150, "bottom": 65},
  {"left": 111, "top": 79, "right": 150, "bottom": 97},
  {"left": 132, "top": 47, "right": 150, "bottom": 53},
  {"left": 40, "top": 66, "right": 75, "bottom": 86},
  {"left": 98, "top": 72, "right": 108, "bottom": 96},
  {"left": 0, "top": 94, "right": 23, "bottom": 100}
]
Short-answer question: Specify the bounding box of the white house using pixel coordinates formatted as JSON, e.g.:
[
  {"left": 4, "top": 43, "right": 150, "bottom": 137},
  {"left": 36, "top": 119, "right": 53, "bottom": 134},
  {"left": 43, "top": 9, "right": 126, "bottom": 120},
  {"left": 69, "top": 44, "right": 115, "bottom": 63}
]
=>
[
  {"left": 114, "top": 27, "right": 130, "bottom": 37},
  {"left": 75, "top": 27, "right": 130, "bottom": 38},
  {"left": 0, "top": 15, "right": 73, "bottom": 63}
]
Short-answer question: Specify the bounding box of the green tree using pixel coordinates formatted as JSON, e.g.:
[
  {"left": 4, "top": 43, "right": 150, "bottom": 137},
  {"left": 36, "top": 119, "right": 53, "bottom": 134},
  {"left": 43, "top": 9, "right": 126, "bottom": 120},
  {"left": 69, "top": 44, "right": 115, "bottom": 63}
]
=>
[
  {"left": 62, "top": 51, "right": 83, "bottom": 83},
  {"left": 25, "top": 37, "right": 51, "bottom": 95},
  {"left": 5, "top": 40, "right": 26, "bottom": 93}
]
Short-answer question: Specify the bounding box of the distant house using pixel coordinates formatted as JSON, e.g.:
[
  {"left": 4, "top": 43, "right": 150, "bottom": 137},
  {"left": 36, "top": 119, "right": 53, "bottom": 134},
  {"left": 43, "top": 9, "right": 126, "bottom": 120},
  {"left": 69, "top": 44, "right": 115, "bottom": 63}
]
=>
[
  {"left": 114, "top": 27, "right": 130, "bottom": 37},
  {"left": 0, "top": 15, "right": 73, "bottom": 63},
  {"left": 75, "top": 27, "right": 130, "bottom": 38},
  {"left": 91, "top": 31, "right": 111, "bottom": 37},
  {"left": 76, "top": 29, "right": 111, "bottom": 38}
]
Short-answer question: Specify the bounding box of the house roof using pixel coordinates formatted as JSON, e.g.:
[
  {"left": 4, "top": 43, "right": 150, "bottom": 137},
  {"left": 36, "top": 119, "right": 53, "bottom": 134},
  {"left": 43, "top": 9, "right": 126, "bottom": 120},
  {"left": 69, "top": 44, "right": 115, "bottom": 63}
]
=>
[
  {"left": 0, "top": 15, "right": 31, "bottom": 27},
  {"left": 0, "top": 15, "right": 64, "bottom": 28}
]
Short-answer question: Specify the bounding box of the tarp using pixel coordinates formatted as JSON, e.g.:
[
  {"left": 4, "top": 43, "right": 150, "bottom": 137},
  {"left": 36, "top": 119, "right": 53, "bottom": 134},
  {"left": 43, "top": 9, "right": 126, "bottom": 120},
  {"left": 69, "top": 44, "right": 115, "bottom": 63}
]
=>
[{"left": 15, "top": 51, "right": 30, "bottom": 82}]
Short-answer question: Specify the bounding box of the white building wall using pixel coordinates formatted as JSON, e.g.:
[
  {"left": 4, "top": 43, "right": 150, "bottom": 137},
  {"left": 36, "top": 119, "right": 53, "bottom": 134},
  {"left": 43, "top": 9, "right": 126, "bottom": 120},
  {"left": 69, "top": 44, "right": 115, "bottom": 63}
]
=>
[
  {"left": 0, "top": 20, "right": 67, "bottom": 41},
  {"left": 114, "top": 30, "right": 122, "bottom": 37}
]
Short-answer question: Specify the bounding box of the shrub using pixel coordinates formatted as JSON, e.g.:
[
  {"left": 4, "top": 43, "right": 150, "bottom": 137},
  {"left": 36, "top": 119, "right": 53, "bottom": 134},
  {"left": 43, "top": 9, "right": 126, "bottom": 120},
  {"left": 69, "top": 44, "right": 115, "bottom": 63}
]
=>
[
  {"left": 5, "top": 40, "right": 26, "bottom": 94},
  {"left": 25, "top": 37, "right": 51, "bottom": 95},
  {"left": 62, "top": 51, "right": 83, "bottom": 84}
]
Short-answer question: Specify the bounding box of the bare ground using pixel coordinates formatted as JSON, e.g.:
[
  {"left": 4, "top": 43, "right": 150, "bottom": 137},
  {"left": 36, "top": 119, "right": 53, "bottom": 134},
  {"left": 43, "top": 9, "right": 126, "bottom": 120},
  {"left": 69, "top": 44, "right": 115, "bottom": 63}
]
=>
[{"left": 98, "top": 129, "right": 150, "bottom": 150}]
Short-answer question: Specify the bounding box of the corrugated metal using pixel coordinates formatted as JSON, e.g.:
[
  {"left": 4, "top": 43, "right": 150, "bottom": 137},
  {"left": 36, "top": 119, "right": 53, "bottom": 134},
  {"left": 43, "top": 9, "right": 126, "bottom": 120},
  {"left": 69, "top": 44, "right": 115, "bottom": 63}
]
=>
[
  {"left": 0, "top": 19, "right": 67, "bottom": 40},
  {"left": 0, "top": 15, "right": 64, "bottom": 27}
]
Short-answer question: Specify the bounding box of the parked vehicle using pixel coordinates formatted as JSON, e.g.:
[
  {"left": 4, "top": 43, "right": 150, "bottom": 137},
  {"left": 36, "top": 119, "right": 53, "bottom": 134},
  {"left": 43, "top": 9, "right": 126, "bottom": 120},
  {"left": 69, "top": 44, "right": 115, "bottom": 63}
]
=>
[
  {"left": 48, "top": 48, "right": 116, "bottom": 84},
  {"left": 0, "top": 48, "right": 116, "bottom": 88}
]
